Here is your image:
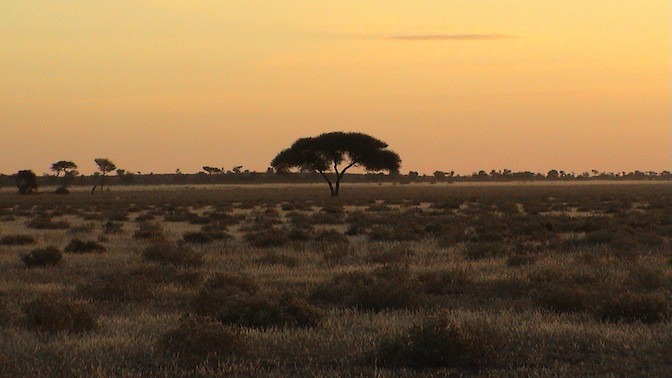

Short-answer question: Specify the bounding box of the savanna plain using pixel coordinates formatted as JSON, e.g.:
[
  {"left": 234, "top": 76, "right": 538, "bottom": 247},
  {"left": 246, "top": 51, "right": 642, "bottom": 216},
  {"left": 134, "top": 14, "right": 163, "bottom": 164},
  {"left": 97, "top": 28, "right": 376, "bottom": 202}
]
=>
[{"left": 0, "top": 182, "right": 670, "bottom": 377}]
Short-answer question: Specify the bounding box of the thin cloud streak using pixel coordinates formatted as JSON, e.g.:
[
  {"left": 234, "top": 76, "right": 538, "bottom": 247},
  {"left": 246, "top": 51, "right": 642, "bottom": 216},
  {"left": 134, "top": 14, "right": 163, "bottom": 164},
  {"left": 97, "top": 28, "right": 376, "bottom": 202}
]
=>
[{"left": 388, "top": 34, "right": 521, "bottom": 41}]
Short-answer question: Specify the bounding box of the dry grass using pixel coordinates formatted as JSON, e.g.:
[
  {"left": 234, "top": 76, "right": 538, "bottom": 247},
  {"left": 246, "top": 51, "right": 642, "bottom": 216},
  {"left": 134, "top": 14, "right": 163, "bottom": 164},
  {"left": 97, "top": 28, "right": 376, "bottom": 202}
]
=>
[{"left": 0, "top": 183, "right": 670, "bottom": 376}]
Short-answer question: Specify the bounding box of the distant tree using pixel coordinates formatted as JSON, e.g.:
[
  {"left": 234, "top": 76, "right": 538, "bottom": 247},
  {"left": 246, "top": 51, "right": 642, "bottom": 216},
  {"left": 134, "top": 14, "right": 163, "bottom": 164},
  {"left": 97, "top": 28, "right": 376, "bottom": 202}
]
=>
[
  {"left": 271, "top": 132, "right": 401, "bottom": 196},
  {"left": 13, "top": 170, "right": 38, "bottom": 194},
  {"left": 50, "top": 161, "right": 78, "bottom": 190},
  {"left": 547, "top": 169, "right": 560, "bottom": 179},
  {"left": 202, "top": 166, "right": 222, "bottom": 174},
  {"left": 93, "top": 158, "right": 117, "bottom": 192},
  {"left": 433, "top": 171, "right": 446, "bottom": 179},
  {"left": 232, "top": 166, "right": 243, "bottom": 174}
]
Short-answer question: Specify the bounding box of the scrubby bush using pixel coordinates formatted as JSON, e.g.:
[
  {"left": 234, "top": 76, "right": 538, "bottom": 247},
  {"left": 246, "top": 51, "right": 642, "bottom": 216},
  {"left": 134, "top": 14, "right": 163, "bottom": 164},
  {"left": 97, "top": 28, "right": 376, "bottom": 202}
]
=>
[
  {"left": 244, "top": 228, "right": 289, "bottom": 248},
  {"left": 76, "top": 271, "right": 154, "bottom": 302},
  {"left": 0, "top": 234, "right": 36, "bottom": 246},
  {"left": 193, "top": 275, "right": 321, "bottom": 328},
  {"left": 130, "top": 265, "right": 203, "bottom": 287},
  {"left": 133, "top": 222, "right": 165, "bottom": 239},
  {"left": 367, "top": 246, "right": 413, "bottom": 264},
  {"left": 506, "top": 254, "right": 537, "bottom": 267},
  {"left": 375, "top": 316, "right": 506, "bottom": 369},
  {"left": 26, "top": 216, "right": 70, "bottom": 230},
  {"left": 102, "top": 221, "right": 123, "bottom": 234},
  {"left": 21, "top": 246, "right": 63, "bottom": 268},
  {"left": 200, "top": 224, "right": 233, "bottom": 240},
  {"left": 310, "top": 265, "right": 423, "bottom": 311},
  {"left": 142, "top": 242, "right": 204, "bottom": 268},
  {"left": 418, "top": 268, "right": 473, "bottom": 295},
  {"left": 532, "top": 284, "right": 593, "bottom": 314},
  {"left": 161, "top": 316, "right": 246, "bottom": 366},
  {"left": 595, "top": 291, "right": 671, "bottom": 323},
  {"left": 23, "top": 295, "right": 96, "bottom": 334},
  {"left": 64, "top": 239, "right": 106, "bottom": 253},
  {"left": 254, "top": 251, "right": 299, "bottom": 267},
  {"left": 182, "top": 231, "right": 213, "bottom": 244},
  {"left": 463, "top": 242, "right": 508, "bottom": 260},
  {"left": 314, "top": 229, "right": 349, "bottom": 244}
]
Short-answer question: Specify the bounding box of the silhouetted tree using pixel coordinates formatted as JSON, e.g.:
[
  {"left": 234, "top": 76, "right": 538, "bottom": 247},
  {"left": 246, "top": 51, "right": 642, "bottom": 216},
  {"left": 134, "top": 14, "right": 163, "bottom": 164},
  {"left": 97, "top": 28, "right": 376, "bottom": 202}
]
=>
[
  {"left": 271, "top": 132, "right": 401, "bottom": 196},
  {"left": 547, "top": 169, "right": 559, "bottom": 179},
  {"left": 50, "top": 161, "right": 78, "bottom": 191},
  {"left": 202, "top": 166, "right": 222, "bottom": 174},
  {"left": 13, "top": 170, "right": 38, "bottom": 194},
  {"left": 93, "top": 158, "right": 116, "bottom": 192}
]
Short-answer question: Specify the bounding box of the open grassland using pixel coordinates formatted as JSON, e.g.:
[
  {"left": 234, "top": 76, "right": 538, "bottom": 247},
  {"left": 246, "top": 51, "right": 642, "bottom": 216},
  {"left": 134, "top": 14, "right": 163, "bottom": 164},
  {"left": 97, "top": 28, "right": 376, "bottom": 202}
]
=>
[{"left": 0, "top": 183, "right": 670, "bottom": 376}]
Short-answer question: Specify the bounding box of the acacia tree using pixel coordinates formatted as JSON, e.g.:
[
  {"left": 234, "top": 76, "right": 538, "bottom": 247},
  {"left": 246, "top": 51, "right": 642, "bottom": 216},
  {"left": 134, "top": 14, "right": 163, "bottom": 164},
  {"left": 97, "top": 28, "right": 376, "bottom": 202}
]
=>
[
  {"left": 50, "top": 161, "right": 78, "bottom": 189},
  {"left": 94, "top": 158, "right": 117, "bottom": 192},
  {"left": 271, "top": 132, "right": 401, "bottom": 196}
]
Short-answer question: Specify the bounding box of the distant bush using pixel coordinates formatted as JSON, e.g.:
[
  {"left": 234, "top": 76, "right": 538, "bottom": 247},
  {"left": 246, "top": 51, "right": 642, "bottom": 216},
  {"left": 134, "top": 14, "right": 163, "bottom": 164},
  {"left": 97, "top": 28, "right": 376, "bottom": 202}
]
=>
[
  {"left": 311, "top": 265, "right": 423, "bottom": 311},
  {"left": 23, "top": 295, "right": 96, "bottom": 334},
  {"left": 102, "top": 221, "right": 123, "bottom": 234},
  {"left": 244, "top": 228, "right": 289, "bottom": 248},
  {"left": 595, "top": 291, "right": 671, "bottom": 323},
  {"left": 418, "top": 268, "right": 473, "bottom": 295},
  {"left": 463, "top": 242, "right": 508, "bottom": 260},
  {"left": 313, "top": 230, "right": 349, "bottom": 244},
  {"left": 142, "top": 242, "right": 204, "bottom": 268},
  {"left": 64, "top": 239, "right": 106, "bottom": 253},
  {"left": 254, "top": 251, "right": 299, "bottom": 268},
  {"left": 506, "top": 254, "right": 537, "bottom": 267},
  {"left": 367, "top": 246, "right": 413, "bottom": 264},
  {"left": 133, "top": 222, "right": 165, "bottom": 239},
  {"left": 0, "top": 234, "right": 36, "bottom": 246},
  {"left": 182, "top": 231, "right": 213, "bottom": 244},
  {"left": 26, "top": 216, "right": 70, "bottom": 230},
  {"left": 130, "top": 265, "right": 203, "bottom": 287},
  {"left": 375, "top": 316, "right": 506, "bottom": 369},
  {"left": 21, "top": 246, "right": 63, "bottom": 268},
  {"left": 200, "top": 224, "right": 233, "bottom": 240},
  {"left": 161, "top": 316, "right": 246, "bottom": 366}
]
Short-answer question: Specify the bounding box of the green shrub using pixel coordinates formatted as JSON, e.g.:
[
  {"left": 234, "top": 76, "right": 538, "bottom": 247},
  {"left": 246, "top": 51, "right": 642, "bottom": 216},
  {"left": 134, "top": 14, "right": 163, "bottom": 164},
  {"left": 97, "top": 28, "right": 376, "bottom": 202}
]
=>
[
  {"left": 23, "top": 295, "right": 96, "bottom": 334},
  {"left": 64, "top": 239, "right": 106, "bottom": 253},
  {"left": 161, "top": 316, "right": 246, "bottom": 366},
  {"left": 142, "top": 242, "right": 204, "bottom": 268},
  {"left": 21, "top": 246, "right": 63, "bottom": 268},
  {"left": 376, "top": 316, "right": 506, "bottom": 368},
  {"left": 0, "top": 234, "right": 36, "bottom": 246},
  {"left": 595, "top": 291, "right": 671, "bottom": 323}
]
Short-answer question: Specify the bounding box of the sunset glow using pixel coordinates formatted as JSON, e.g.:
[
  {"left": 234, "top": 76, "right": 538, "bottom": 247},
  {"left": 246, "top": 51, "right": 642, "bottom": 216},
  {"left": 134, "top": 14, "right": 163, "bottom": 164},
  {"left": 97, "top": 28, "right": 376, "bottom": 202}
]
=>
[{"left": 2, "top": 1, "right": 669, "bottom": 175}]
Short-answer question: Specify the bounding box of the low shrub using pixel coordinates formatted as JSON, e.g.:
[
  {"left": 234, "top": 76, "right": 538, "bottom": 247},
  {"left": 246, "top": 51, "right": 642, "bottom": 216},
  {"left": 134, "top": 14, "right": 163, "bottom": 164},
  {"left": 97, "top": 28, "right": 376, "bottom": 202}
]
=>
[
  {"left": 0, "top": 234, "right": 36, "bottom": 246},
  {"left": 463, "top": 242, "right": 508, "bottom": 260},
  {"left": 418, "top": 268, "right": 473, "bottom": 295},
  {"left": 102, "top": 221, "right": 123, "bottom": 234},
  {"left": 310, "top": 265, "right": 423, "bottom": 311},
  {"left": 133, "top": 222, "right": 165, "bottom": 239},
  {"left": 26, "top": 216, "right": 70, "bottom": 230},
  {"left": 64, "top": 239, "right": 106, "bottom": 253},
  {"left": 244, "top": 228, "right": 289, "bottom": 248},
  {"left": 193, "top": 282, "right": 321, "bottom": 329},
  {"left": 532, "top": 284, "right": 593, "bottom": 314},
  {"left": 21, "top": 246, "right": 63, "bottom": 268},
  {"left": 313, "top": 230, "right": 349, "bottom": 244},
  {"left": 375, "top": 316, "right": 506, "bottom": 369},
  {"left": 595, "top": 291, "right": 671, "bottom": 323},
  {"left": 23, "top": 295, "right": 97, "bottom": 334},
  {"left": 76, "top": 271, "right": 154, "bottom": 302},
  {"left": 182, "top": 231, "right": 213, "bottom": 244},
  {"left": 254, "top": 251, "right": 299, "bottom": 267},
  {"left": 130, "top": 265, "right": 203, "bottom": 287},
  {"left": 506, "top": 254, "right": 537, "bottom": 267},
  {"left": 142, "top": 242, "right": 204, "bottom": 268},
  {"left": 161, "top": 316, "right": 246, "bottom": 366},
  {"left": 367, "top": 246, "right": 413, "bottom": 264}
]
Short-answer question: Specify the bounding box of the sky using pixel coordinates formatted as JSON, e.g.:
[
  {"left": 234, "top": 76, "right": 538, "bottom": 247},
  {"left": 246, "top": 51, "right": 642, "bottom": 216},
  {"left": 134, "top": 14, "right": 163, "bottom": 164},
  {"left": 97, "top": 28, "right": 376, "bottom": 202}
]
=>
[{"left": 1, "top": 1, "right": 670, "bottom": 175}]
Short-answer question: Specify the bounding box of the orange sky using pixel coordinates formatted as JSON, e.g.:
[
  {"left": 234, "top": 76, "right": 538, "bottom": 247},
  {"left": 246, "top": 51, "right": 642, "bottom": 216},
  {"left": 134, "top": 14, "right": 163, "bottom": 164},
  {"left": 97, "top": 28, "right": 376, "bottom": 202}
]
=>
[{"left": 2, "top": 1, "right": 670, "bottom": 175}]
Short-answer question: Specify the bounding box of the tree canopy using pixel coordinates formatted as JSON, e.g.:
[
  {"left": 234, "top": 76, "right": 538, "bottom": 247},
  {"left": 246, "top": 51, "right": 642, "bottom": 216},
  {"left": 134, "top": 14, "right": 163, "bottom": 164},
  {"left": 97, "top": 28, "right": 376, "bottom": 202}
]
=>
[{"left": 271, "top": 132, "right": 401, "bottom": 196}]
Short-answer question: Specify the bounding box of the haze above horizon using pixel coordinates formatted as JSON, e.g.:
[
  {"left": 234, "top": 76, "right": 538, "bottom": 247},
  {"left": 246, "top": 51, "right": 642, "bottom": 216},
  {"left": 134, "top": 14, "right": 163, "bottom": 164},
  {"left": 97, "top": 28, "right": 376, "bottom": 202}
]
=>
[{"left": 2, "top": 1, "right": 670, "bottom": 175}]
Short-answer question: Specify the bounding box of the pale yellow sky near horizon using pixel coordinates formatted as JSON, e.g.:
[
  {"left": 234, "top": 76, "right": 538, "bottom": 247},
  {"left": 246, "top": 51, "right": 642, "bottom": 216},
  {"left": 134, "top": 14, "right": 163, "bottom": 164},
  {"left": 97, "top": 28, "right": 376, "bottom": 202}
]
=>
[{"left": 2, "top": 1, "right": 670, "bottom": 175}]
